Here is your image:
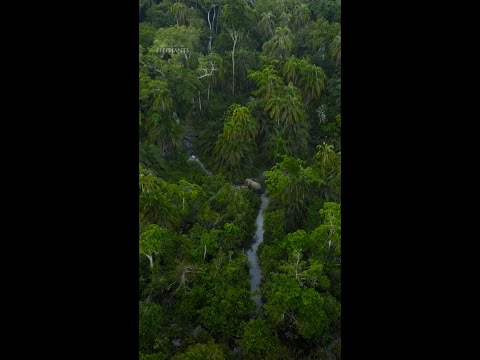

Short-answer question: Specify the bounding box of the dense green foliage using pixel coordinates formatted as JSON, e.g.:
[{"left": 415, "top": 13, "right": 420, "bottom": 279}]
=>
[{"left": 139, "top": 0, "right": 340, "bottom": 358}]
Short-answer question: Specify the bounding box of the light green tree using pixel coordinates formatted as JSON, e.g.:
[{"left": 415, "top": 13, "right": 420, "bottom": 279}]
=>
[
  {"left": 214, "top": 104, "right": 258, "bottom": 176},
  {"left": 265, "top": 82, "right": 306, "bottom": 127},
  {"left": 239, "top": 319, "right": 281, "bottom": 360},
  {"left": 172, "top": 341, "right": 225, "bottom": 360}
]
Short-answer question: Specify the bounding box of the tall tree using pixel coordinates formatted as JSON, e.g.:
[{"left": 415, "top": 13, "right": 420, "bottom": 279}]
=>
[
  {"left": 258, "top": 11, "right": 276, "bottom": 37},
  {"left": 305, "top": 18, "right": 340, "bottom": 68},
  {"left": 292, "top": 3, "right": 311, "bottom": 30},
  {"left": 265, "top": 82, "right": 306, "bottom": 127},
  {"left": 278, "top": 12, "right": 292, "bottom": 27},
  {"left": 263, "top": 26, "right": 293, "bottom": 60},
  {"left": 265, "top": 156, "right": 309, "bottom": 230},
  {"left": 310, "top": 142, "right": 341, "bottom": 201},
  {"left": 330, "top": 33, "right": 341, "bottom": 65},
  {"left": 248, "top": 65, "right": 284, "bottom": 100},
  {"left": 221, "top": 0, "right": 253, "bottom": 95},
  {"left": 283, "top": 57, "right": 326, "bottom": 104},
  {"left": 214, "top": 104, "right": 258, "bottom": 175},
  {"left": 171, "top": 3, "right": 188, "bottom": 26}
]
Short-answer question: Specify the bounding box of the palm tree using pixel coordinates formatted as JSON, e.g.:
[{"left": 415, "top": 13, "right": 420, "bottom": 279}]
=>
[
  {"left": 312, "top": 142, "right": 340, "bottom": 201},
  {"left": 265, "top": 82, "right": 306, "bottom": 127},
  {"left": 283, "top": 116, "right": 309, "bottom": 158},
  {"left": 300, "top": 64, "right": 326, "bottom": 105},
  {"left": 152, "top": 82, "right": 173, "bottom": 112},
  {"left": 139, "top": 0, "right": 155, "bottom": 8},
  {"left": 264, "top": 127, "right": 288, "bottom": 163},
  {"left": 139, "top": 73, "right": 172, "bottom": 113},
  {"left": 139, "top": 181, "right": 179, "bottom": 229},
  {"left": 274, "top": 0, "right": 295, "bottom": 17},
  {"left": 139, "top": 164, "right": 159, "bottom": 194},
  {"left": 214, "top": 134, "right": 256, "bottom": 175},
  {"left": 265, "top": 156, "right": 308, "bottom": 230},
  {"left": 278, "top": 12, "right": 292, "bottom": 27},
  {"left": 314, "top": 142, "right": 336, "bottom": 169},
  {"left": 263, "top": 26, "right": 293, "bottom": 60},
  {"left": 230, "top": 104, "right": 259, "bottom": 140},
  {"left": 197, "top": 119, "right": 224, "bottom": 156},
  {"left": 139, "top": 0, "right": 155, "bottom": 18},
  {"left": 213, "top": 105, "right": 258, "bottom": 176},
  {"left": 144, "top": 113, "right": 183, "bottom": 158},
  {"left": 293, "top": 3, "right": 311, "bottom": 30},
  {"left": 330, "top": 33, "right": 341, "bottom": 66},
  {"left": 283, "top": 58, "right": 326, "bottom": 104},
  {"left": 259, "top": 11, "right": 276, "bottom": 37},
  {"left": 248, "top": 65, "right": 284, "bottom": 99},
  {"left": 235, "top": 49, "right": 259, "bottom": 92},
  {"left": 171, "top": 3, "right": 188, "bottom": 27}
]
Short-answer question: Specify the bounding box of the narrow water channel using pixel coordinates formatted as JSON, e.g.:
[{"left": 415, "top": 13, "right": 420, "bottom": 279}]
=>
[
  {"left": 184, "top": 135, "right": 268, "bottom": 309},
  {"left": 246, "top": 192, "right": 269, "bottom": 308}
]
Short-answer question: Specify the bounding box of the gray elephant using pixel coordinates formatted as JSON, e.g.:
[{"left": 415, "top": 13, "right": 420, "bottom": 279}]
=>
[{"left": 245, "top": 178, "right": 262, "bottom": 193}]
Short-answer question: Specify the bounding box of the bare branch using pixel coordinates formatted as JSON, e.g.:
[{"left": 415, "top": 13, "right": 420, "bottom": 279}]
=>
[
  {"left": 198, "top": 61, "right": 217, "bottom": 79},
  {"left": 140, "top": 59, "right": 165, "bottom": 76}
]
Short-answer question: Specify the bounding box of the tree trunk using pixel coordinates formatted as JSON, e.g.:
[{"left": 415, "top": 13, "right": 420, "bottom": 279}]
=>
[
  {"left": 232, "top": 38, "right": 237, "bottom": 96},
  {"left": 143, "top": 253, "right": 153, "bottom": 268},
  {"left": 207, "top": 7, "right": 212, "bottom": 30}
]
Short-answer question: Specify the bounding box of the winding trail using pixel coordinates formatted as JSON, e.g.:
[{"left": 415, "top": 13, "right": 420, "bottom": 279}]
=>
[
  {"left": 184, "top": 134, "right": 213, "bottom": 176},
  {"left": 187, "top": 155, "right": 213, "bottom": 176}
]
